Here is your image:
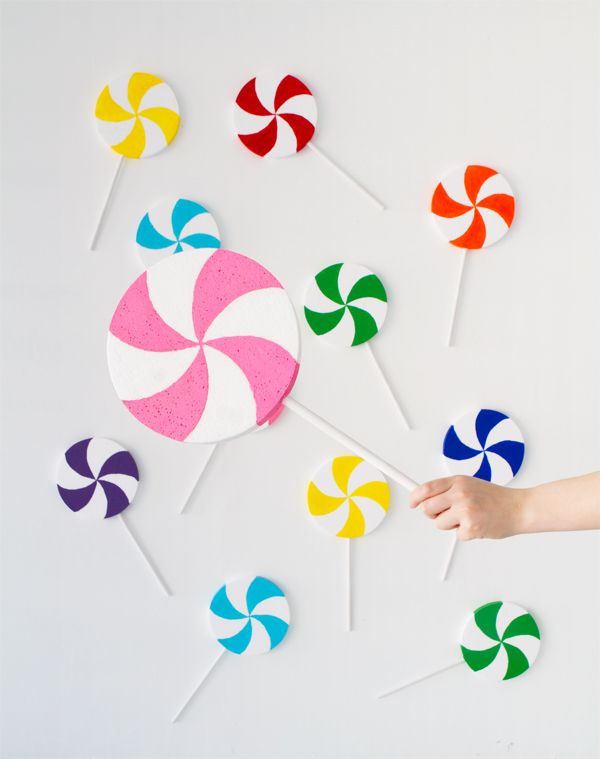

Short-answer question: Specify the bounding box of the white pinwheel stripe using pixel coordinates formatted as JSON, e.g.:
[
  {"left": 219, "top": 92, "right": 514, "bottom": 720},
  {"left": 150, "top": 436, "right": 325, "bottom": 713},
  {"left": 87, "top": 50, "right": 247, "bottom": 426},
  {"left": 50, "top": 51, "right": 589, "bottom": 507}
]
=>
[
  {"left": 484, "top": 418, "right": 523, "bottom": 448},
  {"left": 251, "top": 595, "right": 290, "bottom": 621},
  {"left": 267, "top": 120, "right": 300, "bottom": 159},
  {"left": 146, "top": 249, "right": 211, "bottom": 341},
  {"left": 99, "top": 473, "right": 139, "bottom": 502},
  {"left": 107, "top": 334, "right": 200, "bottom": 401},
  {"left": 79, "top": 485, "right": 113, "bottom": 521},
  {"left": 347, "top": 460, "right": 387, "bottom": 493},
  {"left": 276, "top": 93, "right": 317, "bottom": 122},
  {"left": 185, "top": 345, "right": 256, "bottom": 442},
  {"left": 85, "top": 438, "right": 121, "bottom": 478},
  {"left": 138, "top": 82, "right": 178, "bottom": 113},
  {"left": 347, "top": 297, "right": 387, "bottom": 327},
  {"left": 203, "top": 288, "right": 300, "bottom": 355}
]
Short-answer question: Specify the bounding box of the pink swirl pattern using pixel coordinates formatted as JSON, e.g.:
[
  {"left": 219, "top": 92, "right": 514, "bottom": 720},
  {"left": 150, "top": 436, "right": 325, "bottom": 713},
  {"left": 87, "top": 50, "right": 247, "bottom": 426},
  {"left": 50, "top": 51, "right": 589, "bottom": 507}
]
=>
[{"left": 107, "top": 249, "right": 300, "bottom": 443}]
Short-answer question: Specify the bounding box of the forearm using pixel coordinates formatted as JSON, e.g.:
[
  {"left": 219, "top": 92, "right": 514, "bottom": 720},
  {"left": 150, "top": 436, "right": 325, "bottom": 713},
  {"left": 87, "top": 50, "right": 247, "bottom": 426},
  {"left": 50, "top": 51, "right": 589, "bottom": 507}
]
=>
[{"left": 518, "top": 472, "right": 600, "bottom": 534}]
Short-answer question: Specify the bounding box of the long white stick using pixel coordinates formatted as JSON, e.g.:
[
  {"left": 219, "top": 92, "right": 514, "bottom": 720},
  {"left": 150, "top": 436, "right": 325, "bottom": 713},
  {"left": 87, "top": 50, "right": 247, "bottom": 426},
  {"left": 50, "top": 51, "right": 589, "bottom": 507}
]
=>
[
  {"left": 446, "top": 249, "right": 467, "bottom": 346},
  {"left": 171, "top": 649, "right": 226, "bottom": 723},
  {"left": 179, "top": 444, "right": 218, "bottom": 515},
  {"left": 306, "top": 141, "right": 385, "bottom": 211},
  {"left": 377, "top": 658, "right": 463, "bottom": 699},
  {"left": 90, "top": 155, "right": 124, "bottom": 250},
  {"left": 118, "top": 514, "right": 171, "bottom": 596},
  {"left": 345, "top": 539, "right": 352, "bottom": 633},
  {"left": 364, "top": 342, "right": 410, "bottom": 430},
  {"left": 283, "top": 396, "right": 418, "bottom": 491},
  {"left": 440, "top": 531, "right": 458, "bottom": 582}
]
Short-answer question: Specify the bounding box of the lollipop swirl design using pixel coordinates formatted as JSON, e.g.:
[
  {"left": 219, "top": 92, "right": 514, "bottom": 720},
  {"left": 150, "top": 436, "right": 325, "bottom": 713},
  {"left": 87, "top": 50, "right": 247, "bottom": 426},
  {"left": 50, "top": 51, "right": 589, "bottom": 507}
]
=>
[
  {"left": 56, "top": 438, "right": 139, "bottom": 519},
  {"left": 95, "top": 71, "right": 180, "bottom": 159},
  {"left": 209, "top": 576, "right": 290, "bottom": 655},
  {"left": 107, "top": 249, "right": 300, "bottom": 444},
  {"left": 234, "top": 72, "right": 317, "bottom": 159},
  {"left": 461, "top": 601, "right": 541, "bottom": 681},
  {"left": 431, "top": 165, "right": 515, "bottom": 249},
  {"left": 304, "top": 263, "right": 388, "bottom": 347},
  {"left": 307, "top": 456, "right": 390, "bottom": 538},
  {"left": 136, "top": 198, "right": 220, "bottom": 268},
  {"left": 443, "top": 408, "right": 525, "bottom": 485}
]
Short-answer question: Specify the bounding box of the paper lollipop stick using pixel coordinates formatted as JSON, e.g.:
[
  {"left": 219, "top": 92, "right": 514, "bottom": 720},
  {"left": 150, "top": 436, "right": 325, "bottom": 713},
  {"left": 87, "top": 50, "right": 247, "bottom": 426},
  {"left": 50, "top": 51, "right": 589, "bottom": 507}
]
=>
[
  {"left": 106, "top": 249, "right": 418, "bottom": 495},
  {"left": 307, "top": 456, "right": 390, "bottom": 631},
  {"left": 304, "top": 263, "right": 410, "bottom": 429},
  {"left": 378, "top": 601, "right": 541, "bottom": 698},
  {"left": 440, "top": 408, "right": 525, "bottom": 581},
  {"left": 234, "top": 72, "right": 384, "bottom": 210},
  {"left": 172, "top": 576, "right": 290, "bottom": 722},
  {"left": 90, "top": 72, "right": 180, "bottom": 250},
  {"left": 55, "top": 437, "right": 171, "bottom": 595},
  {"left": 431, "top": 165, "right": 515, "bottom": 345}
]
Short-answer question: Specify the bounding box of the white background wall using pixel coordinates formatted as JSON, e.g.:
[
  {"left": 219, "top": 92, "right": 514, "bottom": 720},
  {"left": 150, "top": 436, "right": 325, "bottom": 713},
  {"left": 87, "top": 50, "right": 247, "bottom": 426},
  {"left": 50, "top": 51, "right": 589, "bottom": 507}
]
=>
[{"left": 1, "top": 1, "right": 599, "bottom": 757}]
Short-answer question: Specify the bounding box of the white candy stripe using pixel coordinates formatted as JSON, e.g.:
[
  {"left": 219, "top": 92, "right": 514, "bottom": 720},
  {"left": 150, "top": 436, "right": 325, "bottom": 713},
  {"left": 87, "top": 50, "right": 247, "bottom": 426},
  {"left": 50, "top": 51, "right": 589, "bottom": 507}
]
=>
[
  {"left": 350, "top": 495, "right": 386, "bottom": 532},
  {"left": 276, "top": 93, "right": 317, "bottom": 122},
  {"left": 447, "top": 452, "right": 485, "bottom": 477},
  {"left": 138, "top": 82, "right": 178, "bottom": 113},
  {"left": 209, "top": 614, "right": 249, "bottom": 641},
  {"left": 304, "top": 283, "right": 343, "bottom": 314},
  {"left": 177, "top": 209, "right": 219, "bottom": 240},
  {"left": 312, "top": 462, "right": 346, "bottom": 499},
  {"left": 99, "top": 473, "right": 139, "bottom": 502},
  {"left": 251, "top": 595, "right": 290, "bottom": 622},
  {"left": 327, "top": 309, "right": 357, "bottom": 347},
  {"left": 107, "top": 334, "right": 200, "bottom": 401},
  {"left": 477, "top": 207, "right": 509, "bottom": 247},
  {"left": 505, "top": 635, "right": 540, "bottom": 666},
  {"left": 485, "top": 452, "right": 515, "bottom": 486},
  {"left": 253, "top": 72, "right": 281, "bottom": 112},
  {"left": 451, "top": 413, "right": 482, "bottom": 451},
  {"left": 484, "top": 418, "right": 523, "bottom": 448},
  {"left": 337, "top": 264, "right": 371, "bottom": 302},
  {"left": 204, "top": 288, "right": 300, "bottom": 357},
  {"left": 476, "top": 645, "right": 508, "bottom": 681},
  {"left": 312, "top": 501, "right": 350, "bottom": 536},
  {"left": 267, "top": 117, "right": 299, "bottom": 158},
  {"left": 477, "top": 172, "right": 512, "bottom": 201},
  {"left": 440, "top": 169, "right": 471, "bottom": 207},
  {"left": 434, "top": 209, "right": 476, "bottom": 241},
  {"left": 233, "top": 107, "right": 273, "bottom": 136},
  {"left": 96, "top": 118, "right": 135, "bottom": 147},
  {"left": 224, "top": 580, "right": 250, "bottom": 616},
  {"left": 139, "top": 116, "right": 168, "bottom": 158},
  {"left": 347, "top": 297, "right": 387, "bottom": 326},
  {"left": 185, "top": 345, "right": 257, "bottom": 443},
  {"left": 107, "top": 77, "right": 131, "bottom": 113},
  {"left": 347, "top": 460, "right": 386, "bottom": 494},
  {"left": 86, "top": 438, "right": 121, "bottom": 478},
  {"left": 461, "top": 615, "right": 497, "bottom": 651},
  {"left": 495, "top": 602, "right": 525, "bottom": 637},
  {"left": 74, "top": 484, "right": 109, "bottom": 521},
  {"left": 147, "top": 201, "right": 176, "bottom": 239},
  {"left": 146, "top": 252, "right": 211, "bottom": 342},
  {"left": 57, "top": 464, "right": 94, "bottom": 490},
  {"left": 244, "top": 618, "right": 273, "bottom": 655}
]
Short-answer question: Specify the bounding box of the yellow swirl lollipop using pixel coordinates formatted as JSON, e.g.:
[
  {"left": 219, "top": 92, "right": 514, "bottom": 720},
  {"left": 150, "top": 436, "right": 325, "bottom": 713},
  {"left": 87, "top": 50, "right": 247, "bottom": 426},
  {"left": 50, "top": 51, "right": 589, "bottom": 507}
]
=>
[{"left": 90, "top": 71, "right": 180, "bottom": 249}]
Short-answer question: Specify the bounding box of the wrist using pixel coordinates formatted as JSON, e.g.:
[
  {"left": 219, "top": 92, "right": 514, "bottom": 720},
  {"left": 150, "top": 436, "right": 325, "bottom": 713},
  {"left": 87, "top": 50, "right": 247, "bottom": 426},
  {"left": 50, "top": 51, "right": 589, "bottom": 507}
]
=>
[{"left": 514, "top": 486, "right": 538, "bottom": 535}]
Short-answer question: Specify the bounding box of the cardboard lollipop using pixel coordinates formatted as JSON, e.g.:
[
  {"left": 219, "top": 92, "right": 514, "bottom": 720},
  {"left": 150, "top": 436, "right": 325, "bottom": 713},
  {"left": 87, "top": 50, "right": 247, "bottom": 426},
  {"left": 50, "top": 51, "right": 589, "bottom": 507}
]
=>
[
  {"left": 90, "top": 71, "right": 180, "bottom": 250},
  {"left": 107, "top": 249, "right": 418, "bottom": 496},
  {"left": 307, "top": 455, "right": 390, "bottom": 631},
  {"left": 304, "top": 262, "right": 410, "bottom": 429},
  {"left": 378, "top": 600, "right": 541, "bottom": 698},
  {"left": 55, "top": 437, "right": 170, "bottom": 594},
  {"left": 438, "top": 408, "right": 525, "bottom": 581},
  {"left": 234, "top": 72, "right": 385, "bottom": 210},
  {"left": 431, "top": 164, "right": 515, "bottom": 345},
  {"left": 171, "top": 575, "right": 290, "bottom": 721}
]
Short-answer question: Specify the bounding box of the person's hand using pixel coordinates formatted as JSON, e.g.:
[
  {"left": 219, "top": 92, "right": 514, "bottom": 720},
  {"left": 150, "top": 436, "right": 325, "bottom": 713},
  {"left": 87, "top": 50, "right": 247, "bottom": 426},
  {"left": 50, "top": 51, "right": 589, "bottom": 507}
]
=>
[{"left": 409, "top": 476, "right": 525, "bottom": 540}]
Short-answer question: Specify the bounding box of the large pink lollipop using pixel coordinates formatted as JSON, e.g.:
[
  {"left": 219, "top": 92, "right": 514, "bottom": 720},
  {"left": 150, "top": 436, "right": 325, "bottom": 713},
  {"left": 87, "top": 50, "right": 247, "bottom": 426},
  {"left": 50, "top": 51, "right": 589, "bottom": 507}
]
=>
[{"left": 107, "top": 249, "right": 417, "bottom": 493}]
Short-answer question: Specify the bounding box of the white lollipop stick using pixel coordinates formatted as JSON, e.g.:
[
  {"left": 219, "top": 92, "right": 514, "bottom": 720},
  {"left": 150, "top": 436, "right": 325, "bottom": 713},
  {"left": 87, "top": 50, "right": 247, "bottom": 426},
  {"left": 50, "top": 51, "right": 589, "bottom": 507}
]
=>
[
  {"left": 90, "top": 155, "right": 124, "bottom": 251},
  {"left": 377, "top": 658, "right": 463, "bottom": 699},
  {"left": 283, "top": 396, "right": 418, "bottom": 491},
  {"left": 171, "top": 649, "right": 225, "bottom": 723},
  {"left": 364, "top": 342, "right": 410, "bottom": 430},
  {"left": 306, "top": 142, "right": 385, "bottom": 212},
  {"left": 118, "top": 514, "right": 171, "bottom": 596},
  {"left": 345, "top": 539, "right": 352, "bottom": 633},
  {"left": 440, "top": 531, "right": 458, "bottom": 581},
  {"left": 179, "top": 444, "right": 218, "bottom": 515},
  {"left": 446, "top": 249, "right": 467, "bottom": 346}
]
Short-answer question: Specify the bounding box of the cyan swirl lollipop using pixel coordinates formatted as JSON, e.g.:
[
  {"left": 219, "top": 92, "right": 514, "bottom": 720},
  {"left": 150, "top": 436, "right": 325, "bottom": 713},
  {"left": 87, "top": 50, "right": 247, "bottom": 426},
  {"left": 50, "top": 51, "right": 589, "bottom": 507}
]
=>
[{"left": 172, "top": 576, "right": 290, "bottom": 722}]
